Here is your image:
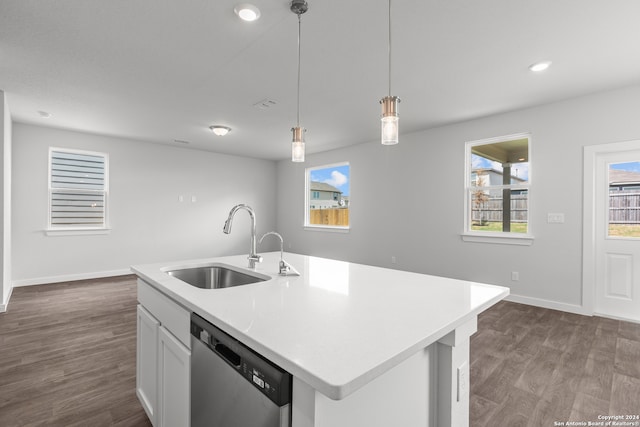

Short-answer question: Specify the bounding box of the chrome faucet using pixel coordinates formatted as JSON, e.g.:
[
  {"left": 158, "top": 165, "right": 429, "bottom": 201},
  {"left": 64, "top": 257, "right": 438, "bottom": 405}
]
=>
[
  {"left": 223, "top": 204, "right": 263, "bottom": 269},
  {"left": 259, "top": 231, "right": 297, "bottom": 276}
]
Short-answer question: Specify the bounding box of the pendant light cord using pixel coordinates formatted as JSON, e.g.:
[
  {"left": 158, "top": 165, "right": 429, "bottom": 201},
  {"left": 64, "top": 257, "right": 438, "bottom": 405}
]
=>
[
  {"left": 297, "top": 13, "right": 302, "bottom": 127},
  {"left": 388, "top": 0, "right": 392, "bottom": 97}
]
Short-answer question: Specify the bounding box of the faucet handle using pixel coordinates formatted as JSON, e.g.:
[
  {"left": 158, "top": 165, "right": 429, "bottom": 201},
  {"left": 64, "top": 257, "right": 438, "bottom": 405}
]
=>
[
  {"left": 248, "top": 254, "right": 263, "bottom": 266},
  {"left": 279, "top": 260, "right": 290, "bottom": 275},
  {"left": 278, "top": 259, "right": 299, "bottom": 276}
]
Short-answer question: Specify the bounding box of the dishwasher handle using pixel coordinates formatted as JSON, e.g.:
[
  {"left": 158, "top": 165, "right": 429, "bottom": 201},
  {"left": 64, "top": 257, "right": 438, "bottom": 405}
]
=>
[
  {"left": 194, "top": 320, "right": 243, "bottom": 370},
  {"left": 213, "top": 340, "right": 241, "bottom": 368}
]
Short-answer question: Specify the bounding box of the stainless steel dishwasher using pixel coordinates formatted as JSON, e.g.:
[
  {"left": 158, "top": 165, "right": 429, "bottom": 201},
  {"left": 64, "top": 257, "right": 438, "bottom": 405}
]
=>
[{"left": 190, "top": 313, "right": 292, "bottom": 427}]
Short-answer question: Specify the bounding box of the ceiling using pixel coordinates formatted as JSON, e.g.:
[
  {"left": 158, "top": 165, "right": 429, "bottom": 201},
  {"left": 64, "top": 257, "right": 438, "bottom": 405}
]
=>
[{"left": 1, "top": 0, "right": 640, "bottom": 161}]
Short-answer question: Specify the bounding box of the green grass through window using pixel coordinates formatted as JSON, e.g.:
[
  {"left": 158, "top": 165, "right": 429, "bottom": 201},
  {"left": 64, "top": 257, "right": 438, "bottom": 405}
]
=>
[
  {"left": 608, "top": 224, "right": 640, "bottom": 238},
  {"left": 471, "top": 222, "right": 528, "bottom": 233}
]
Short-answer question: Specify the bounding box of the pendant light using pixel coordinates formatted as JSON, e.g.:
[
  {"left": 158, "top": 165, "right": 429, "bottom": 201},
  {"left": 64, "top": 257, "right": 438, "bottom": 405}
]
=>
[
  {"left": 380, "top": 0, "right": 400, "bottom": 145},
  {"left": 290, "top": 0, "right": 308, "bottom": 162}
]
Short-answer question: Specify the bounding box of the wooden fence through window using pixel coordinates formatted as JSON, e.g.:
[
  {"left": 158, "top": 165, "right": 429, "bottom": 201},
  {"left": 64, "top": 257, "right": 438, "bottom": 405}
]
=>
[
  {"left": 310, "top": 208, "right": 349, "bottom": 226},
  {"left": 609, "top": 191, "right": 640, "bottom": 224},
  {"left": 471, "top": 194, "right": 528, "bottom": 223}
]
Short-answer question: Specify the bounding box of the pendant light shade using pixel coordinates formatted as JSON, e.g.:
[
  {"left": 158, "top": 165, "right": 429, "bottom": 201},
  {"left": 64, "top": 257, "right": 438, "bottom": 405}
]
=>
[
  {"left": 291, "top": 126, "right": 305, "bottom": 162},
  {"left": 290, "top": 0, "right": 309, "bottom": 162},
  {"left": 380, "top": 96, "right": 400, "bottom": 145},
  {"left": 380, "top": 0, "right": 400, "bottom": 146}
]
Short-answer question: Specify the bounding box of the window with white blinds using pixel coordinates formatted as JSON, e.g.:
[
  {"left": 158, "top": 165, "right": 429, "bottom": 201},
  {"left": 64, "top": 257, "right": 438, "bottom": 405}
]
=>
[{"left": 48, "top": 148, "right": 108, "bottom": 230}]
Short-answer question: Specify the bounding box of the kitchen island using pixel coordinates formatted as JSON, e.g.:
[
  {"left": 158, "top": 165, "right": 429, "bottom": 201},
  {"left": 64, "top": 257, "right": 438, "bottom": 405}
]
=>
[{"left": 132, "top": 252, "right": 509, "bottom": 427}]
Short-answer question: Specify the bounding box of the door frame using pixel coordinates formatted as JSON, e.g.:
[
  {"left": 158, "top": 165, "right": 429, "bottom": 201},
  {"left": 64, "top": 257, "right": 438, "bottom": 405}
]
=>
[{"left": 583, "top": 139, "right": 640, "bottom": 317}]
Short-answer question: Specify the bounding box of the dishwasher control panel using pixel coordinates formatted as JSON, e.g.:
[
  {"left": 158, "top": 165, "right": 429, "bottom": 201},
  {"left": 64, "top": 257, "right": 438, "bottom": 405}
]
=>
[
  {"left": 241, "top": 360, "right": 283, "bottom": 403},
  {"left": 191, "top": 313, "right": 292, "bottom": 407}
]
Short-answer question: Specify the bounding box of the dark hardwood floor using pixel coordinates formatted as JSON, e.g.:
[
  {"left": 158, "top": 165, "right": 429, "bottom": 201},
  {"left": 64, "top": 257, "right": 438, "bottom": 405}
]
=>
[
  {"left": 1, "top": 276, "right": 639, "bottom": 426},
  {"left": 471, "top": 300, "right": 640, "bottom": 427},
  {"left": 0, "top": 275, "right": 151, "bottom": 427}
]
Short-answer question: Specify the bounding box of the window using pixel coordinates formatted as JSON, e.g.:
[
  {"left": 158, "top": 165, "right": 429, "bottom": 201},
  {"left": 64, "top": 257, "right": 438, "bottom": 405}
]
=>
[
  {"left": 608, "top": 161, "right": 640, "bottom": 238},
  {"left": 48, "top": 148, "right": 109, "bottom": 233},
  {"left": 305, "top": 162, "right": 350, "bottom": 229},
  {"left": 464, "top": 134, "right": 531, "bottom": 243}
]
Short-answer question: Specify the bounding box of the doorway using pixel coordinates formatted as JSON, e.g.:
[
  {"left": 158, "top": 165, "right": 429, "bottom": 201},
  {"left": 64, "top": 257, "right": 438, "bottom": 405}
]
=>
[{"left": 584, "top": 140, "right": 640, "bottom": 322}]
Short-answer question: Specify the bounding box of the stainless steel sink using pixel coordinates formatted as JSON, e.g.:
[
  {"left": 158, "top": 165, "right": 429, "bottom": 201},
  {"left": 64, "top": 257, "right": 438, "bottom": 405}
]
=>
[{"left": 166, "top": 264, "right": 268, "bottom": 289}]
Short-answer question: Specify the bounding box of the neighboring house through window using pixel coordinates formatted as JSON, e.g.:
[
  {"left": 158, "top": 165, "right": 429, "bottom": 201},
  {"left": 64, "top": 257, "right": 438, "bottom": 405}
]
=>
[
  {"left": 305, "top": 162, "right": 350, "bottom": 229},
  {"left": 48, "top": 148, "right": 109, "bottom": 233}
]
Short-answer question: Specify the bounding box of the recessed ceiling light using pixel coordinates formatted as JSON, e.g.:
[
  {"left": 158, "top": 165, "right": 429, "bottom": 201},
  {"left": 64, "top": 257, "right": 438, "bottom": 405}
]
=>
[
  {"left": 234, "top": 4, "right": 261, "bottom": 22},
  {"left": 529, "top": 61, "right": 552, "bottom": 72},
  {"left": 37, "top": 110, "right": 52, "bottom": 118},
  {"left": 209, "top": 125, "right": 231, "bottom": 136}
]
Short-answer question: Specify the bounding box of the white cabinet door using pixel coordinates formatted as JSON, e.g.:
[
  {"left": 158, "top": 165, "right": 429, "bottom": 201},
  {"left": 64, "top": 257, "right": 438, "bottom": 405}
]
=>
[
  {"left": 137, "top": 305, "right": 159, "bottom": 426},
  {"left": 158, "top": 325, "right": 191, "bottom": 427}
]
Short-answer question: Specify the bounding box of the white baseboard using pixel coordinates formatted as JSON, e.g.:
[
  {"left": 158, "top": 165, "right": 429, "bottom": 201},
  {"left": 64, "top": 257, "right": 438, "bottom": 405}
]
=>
[
  {"left": 593, "top": 311, "right": 640, "bottom": 324},
  {"left": 505, "top": 293, "right": 590, "bottom": 316},
  {"left": 1, "top": 285, "right": 14, "bottom": 313},
  {"left": 12, "top": 268, "right": 134, "bottom": 288}
]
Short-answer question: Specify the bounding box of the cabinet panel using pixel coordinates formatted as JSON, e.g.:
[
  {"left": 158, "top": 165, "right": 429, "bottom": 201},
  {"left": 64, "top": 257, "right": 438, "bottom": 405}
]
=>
[
  {"left": 137, "top": 305, "right": 159, "bottom": 426},
  {"left": 158, "top": 325, "right": 191, "bottom": 427},
  {"left": 137, "top": 279, "right": 190, "bottom": 348}
]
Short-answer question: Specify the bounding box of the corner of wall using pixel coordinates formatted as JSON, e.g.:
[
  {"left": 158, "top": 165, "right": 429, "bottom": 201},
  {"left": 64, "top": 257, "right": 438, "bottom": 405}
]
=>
[{"left": 0, "top": 90, "right": 13, "bottom": 309}]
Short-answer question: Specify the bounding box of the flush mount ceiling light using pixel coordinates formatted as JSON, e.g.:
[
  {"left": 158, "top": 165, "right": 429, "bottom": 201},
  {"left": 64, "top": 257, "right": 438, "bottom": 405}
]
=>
[
  {"left": 209, "top": 125, "right": 231, "bottom": 136},
  {"left": 380, "top": 0, "right": 400, "bottom": 146},
  {"left": 529, "top": 61, "right": 552, "bottom": 72},
  {"left": 290, "top": 0, "right": 309, "bottom": 162},
  {"left": 234, "top": 4, "right": 261, "bottom": 22}
]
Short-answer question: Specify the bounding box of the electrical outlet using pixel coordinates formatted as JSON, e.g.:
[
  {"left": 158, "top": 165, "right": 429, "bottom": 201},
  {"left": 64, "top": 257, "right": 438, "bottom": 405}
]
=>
[
  {"left": 511, "top": 271, "right": 519, "bottom": 281},
  {"left": 391, "top": 256, "right": 397, "bottom": 264},
  {"left": 457, "top": 362, "right": 468, "bottom": 402}
]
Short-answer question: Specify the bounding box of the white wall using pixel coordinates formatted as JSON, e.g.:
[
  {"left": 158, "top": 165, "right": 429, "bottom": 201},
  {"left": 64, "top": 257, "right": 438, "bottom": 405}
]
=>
[
  {"left": 12, "top": 123, "right": 278, "bottom": 285},
  {"left": 277, "top": 84, "right": 640, "bottom": 312},
  {"left": 1, "top": 91, "right": 12, "bottom": 310}
]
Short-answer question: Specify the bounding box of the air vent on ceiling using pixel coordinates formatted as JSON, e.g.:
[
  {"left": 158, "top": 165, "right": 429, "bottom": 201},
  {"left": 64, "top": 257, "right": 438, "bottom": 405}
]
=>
[
  {"left": 173, "top": 139, "right": 190, "bottom": 145},
  {"left": 253, "top": 98, "right": 278, "bottom": 110}
]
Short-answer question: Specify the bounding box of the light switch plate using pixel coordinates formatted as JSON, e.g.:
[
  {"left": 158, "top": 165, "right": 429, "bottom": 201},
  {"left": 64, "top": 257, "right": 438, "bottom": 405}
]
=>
[{"left": 547, "top": 213, "right": 565, "bottom": 223}]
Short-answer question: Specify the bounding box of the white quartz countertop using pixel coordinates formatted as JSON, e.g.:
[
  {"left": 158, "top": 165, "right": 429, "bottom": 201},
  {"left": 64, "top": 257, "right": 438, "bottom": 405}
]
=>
[{"left": 131, "top": 252, "right": 509, "bottom": 400}]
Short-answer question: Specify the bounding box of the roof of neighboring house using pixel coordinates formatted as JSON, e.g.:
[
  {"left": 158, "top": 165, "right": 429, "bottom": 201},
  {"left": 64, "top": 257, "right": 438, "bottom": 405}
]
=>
[
  {"left": 472, "top": 167, "right": 527, "bottom": 183},
  {"left": 609, "top": 169, "right": 640, "bottom": 185},
  {"left": 310, "top": 181, "right": 342, "bottom": 193}
]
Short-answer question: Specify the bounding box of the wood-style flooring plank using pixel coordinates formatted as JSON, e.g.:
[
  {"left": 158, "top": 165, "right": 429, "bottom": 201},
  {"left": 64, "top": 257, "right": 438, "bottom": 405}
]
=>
[
  {"left": 569, "top": 392, "right": 610, "bottom": 422},
  {"left": 579, "top": 349, "right": 615, "bottom": 401},
  {"left": 470, "top": 394, "right": 499, "bottom": 426},
  {"left": 514, "top": 345, "right": 563, "bottom": 396},
  {"left": 614, "top": 337, "right": 640, "bottom": 379},
  {"left": 610, "top": 372, "right": 640, "bottom": 415}
]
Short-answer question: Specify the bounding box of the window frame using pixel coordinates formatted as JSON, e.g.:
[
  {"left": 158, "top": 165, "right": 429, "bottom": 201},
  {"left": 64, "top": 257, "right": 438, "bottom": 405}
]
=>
[
  {"left": 304, "top": 161, "right": 350, "bottom": 232},
  {"left": 46, "top": 147, "right": 110, "bottom": 236},
  {"left": 462, "top": 133, "right": 533, "bottom": 245}
]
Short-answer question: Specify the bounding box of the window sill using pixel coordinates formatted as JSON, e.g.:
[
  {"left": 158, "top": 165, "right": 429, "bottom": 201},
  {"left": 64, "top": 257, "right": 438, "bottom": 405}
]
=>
[
  {"left": 461, "top": 232, "right": 533, "bottom": 246},
  {"left": 46, "top": 228, "right": 111, "bottom": 237},
  {"left": 304, "top": 225, "right": 350, "bottom": 233}
]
